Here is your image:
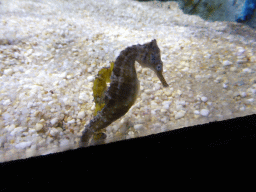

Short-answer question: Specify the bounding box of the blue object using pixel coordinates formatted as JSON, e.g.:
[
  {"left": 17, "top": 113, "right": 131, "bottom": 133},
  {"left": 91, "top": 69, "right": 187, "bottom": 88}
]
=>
[{"left": 236, "top": 0, "right": 256, "bottom": 22}]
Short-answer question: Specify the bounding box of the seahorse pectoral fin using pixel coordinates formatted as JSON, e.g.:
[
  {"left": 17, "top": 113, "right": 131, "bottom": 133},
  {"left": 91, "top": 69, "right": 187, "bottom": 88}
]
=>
[{"left": 156, "top": 71, "right": 169, "bottom": 87}]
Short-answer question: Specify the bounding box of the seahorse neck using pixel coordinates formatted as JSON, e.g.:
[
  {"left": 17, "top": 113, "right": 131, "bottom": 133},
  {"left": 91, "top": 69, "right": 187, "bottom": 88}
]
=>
[{"left": 112, "top": 44, "right": 140, "bottom": 80}]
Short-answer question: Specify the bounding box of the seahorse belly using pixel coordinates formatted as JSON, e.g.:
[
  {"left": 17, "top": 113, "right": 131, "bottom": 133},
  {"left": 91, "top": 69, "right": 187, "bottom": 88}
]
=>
[{"left": 80, "top": 78, "right": 139, "bottom": 146}]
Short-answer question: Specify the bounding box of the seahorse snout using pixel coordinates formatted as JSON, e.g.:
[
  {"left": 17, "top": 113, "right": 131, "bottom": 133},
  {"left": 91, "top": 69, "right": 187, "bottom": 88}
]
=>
[{"left": 156, "top": 71, "right": 169, "bottom": 87}]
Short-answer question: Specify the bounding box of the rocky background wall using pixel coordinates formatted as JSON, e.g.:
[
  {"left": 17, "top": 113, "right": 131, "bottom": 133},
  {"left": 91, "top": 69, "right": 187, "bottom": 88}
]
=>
[{"left": 138, "top": 0, "right": 256, "bottom": 29}]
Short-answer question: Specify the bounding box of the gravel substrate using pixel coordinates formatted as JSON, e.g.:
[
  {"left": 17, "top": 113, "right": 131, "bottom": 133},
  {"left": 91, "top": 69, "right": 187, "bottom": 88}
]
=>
[{"left": 0, "top": 0, "right": 256, "bottom": 162}]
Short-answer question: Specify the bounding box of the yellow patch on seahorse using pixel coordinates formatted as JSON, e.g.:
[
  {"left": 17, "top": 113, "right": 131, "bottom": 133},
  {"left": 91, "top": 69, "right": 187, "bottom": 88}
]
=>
[{"left": 92, "top": 61, "right": 114, "bottom": 116}]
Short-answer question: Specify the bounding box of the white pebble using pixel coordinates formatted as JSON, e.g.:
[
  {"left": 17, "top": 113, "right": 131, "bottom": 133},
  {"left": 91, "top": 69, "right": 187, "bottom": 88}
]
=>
[
  {"left": 181, "top": 67, "right": 189, "bottom": 72},
  {"left": 200, "top": 109, "right": 210, "bottom": 117},
  {"left": 128, "top": 131, "right": 134, "bottom": 136},
  {"left": 49, "top": 128, "right": 59, "bottom": 137},
  {"left": 204, "top": 54, "right": 211, "bottom": 59},
  {"left": 154, "top": 84, "right": 161, "bottom": 91},
  {"left": 242, "top": 68, "right": 251, "bottom": 73},
  {"left": 176, "top": 100, "right": 186, "bottom": 106},
  {"left": 67, "top": 119, "right": 75, "bottom": 124},
  {"left": 151, "top": 101, "right": 157, "bottom": 106},
  {"left": 4, "top": 68, "right": 14, "bottom": 75},
  {"left": 163, "top": 104, "right": 170, "bottom": 110},
  {"left": 10, "top": 127, "right": 25, "bottom": 136},
  {"left": 26, "top": 49, "right": 33, "bottom": 56},
  {"left": 59, "top": 139, "right": 69, "bottom": 147},
  {"left": 175, "top": 110, "right": 186, "bottom": 119},
  {"left": 42, "top": 97, "right": 52, "bottom": 101},
  {"left": 176, "top": 90, "right": 182, "bottom": 96},
  {"left": 15, "top": 141, "right": 32, "bottom": 149},
  {"left": 87, "top": 76, "right": 94, "bottom": 82},
  {"left": 215, "top": 77, "right": 222, "bottom": 83},
  {"left": 62, "top": 97, "right": 69, "bottom": 105},
  {"left": 237, "top": 47, "right": 245, "bottom": 54},
  {"left": 79, "top": 92, "right": 89, "bottom": 101},
  {"left": 240, "top": 106, "right": 246, "bottom": 111},
  {"left": 77, "top": 111, "right": 85, "bottom": 119},
  {"left": 50, "top": 118, "right": 59, "bottom": 126},
  {"left": 134, "top": 124, "right": 143, "bottom": 130},
  {"left": 205, "top": 74, "right": 212, "bottom": 79},
  {"left": 201, "top": 96, "right": 208, "bottom": 102},
  {"left": 240, "top": 92, "right": 247, "bottom": 98},
  {"left": 250, "top": 89, "right": 256, "bottom": 94},
  {"left": 27, "top": 102, "right": 33, "bottom": 108},
  {"left": 176, "top": 104, "right": 183, "bottom": 110},
  {"left": 223, "top": 83, "right": 228, "bottom": 89},
  {"left": 59, "top": 72, "right": 67, "bottom": 78},
  {"left": 162, "top": 101, "right": 172, "bottom": 106},
  {"left": 87, "top": 67, "right": 93, "bottom": 73},
  {"left": 164, "top": 88, "right": 173, "bottom": 96},
  {"left": 28, "top": 128, "right": 36, "bottom": 134},
  {"left": 2, "top": 99, "right": 11, "bottom": 106},
  {"left": 48, "top": 101, "right": 54, "bottom": 106},
  {"left": 144, "top": 89, "right": 152, "bottom": 94},
  {"left": 67, "top": 75, "right": 73, "bottom": 79},
  {"left": 195, "top": 75, "right": 201, "bottom": 79},
  {"left": 223, "top": 60, "right": 232, "bottom": 66},
  {"left": 194, "top": 110, "right": 200, "bottom": 115},
  {"left": 35, "top": 123, "right": 43, "bottom": 131},
  {"left": 4, "top": 124, "right": 16, "bottom": 132},
  {"left": 247, "top": 98, "right": 254, "bottom": 103}
]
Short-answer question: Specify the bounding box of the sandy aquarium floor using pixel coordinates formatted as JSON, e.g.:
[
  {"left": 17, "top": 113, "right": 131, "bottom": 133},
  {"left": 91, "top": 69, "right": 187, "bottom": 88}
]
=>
[{"left": 0, "top": 0, "right": 256, "bottom": 162}]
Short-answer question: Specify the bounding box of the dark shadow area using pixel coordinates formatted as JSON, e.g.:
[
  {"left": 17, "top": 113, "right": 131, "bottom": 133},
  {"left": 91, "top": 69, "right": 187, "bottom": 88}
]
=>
[{"left": 1, "top": 114, "right": 255, "bottom": 187}]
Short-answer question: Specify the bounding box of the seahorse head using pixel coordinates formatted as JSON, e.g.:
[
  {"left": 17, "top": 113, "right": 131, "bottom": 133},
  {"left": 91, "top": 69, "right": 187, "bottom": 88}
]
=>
[{"left": 136, "top": 39, "right": 169, "bottom": 87}]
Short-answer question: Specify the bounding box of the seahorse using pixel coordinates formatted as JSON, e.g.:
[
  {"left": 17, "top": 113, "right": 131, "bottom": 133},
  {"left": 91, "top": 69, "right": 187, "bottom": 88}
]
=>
[{"left": 80, "top": 39, "right": 168, "bottom": 147}]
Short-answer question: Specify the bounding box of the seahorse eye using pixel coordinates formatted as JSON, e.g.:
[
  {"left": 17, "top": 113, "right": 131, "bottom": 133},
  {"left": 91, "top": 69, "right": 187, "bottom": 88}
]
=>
[{"left": 156, "top": 64, "right": 162, "bottom": 71}]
